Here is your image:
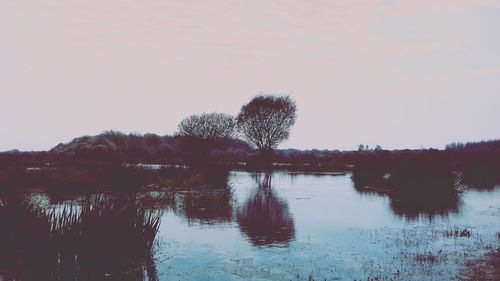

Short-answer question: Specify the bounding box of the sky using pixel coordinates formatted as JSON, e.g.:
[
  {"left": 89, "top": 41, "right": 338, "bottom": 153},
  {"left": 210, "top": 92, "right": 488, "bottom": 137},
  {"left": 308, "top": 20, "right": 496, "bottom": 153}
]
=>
[{"left": 1, "top": 0, "right": 499, "bottom": 151}]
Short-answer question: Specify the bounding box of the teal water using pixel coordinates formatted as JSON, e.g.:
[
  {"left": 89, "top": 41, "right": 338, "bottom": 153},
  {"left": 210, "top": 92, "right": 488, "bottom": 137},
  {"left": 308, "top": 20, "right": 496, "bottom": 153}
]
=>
[
  {"left": 0, "top": 171, "right": 498, "bottom": 280},
  {"left": 152, "top": 171, "right": 499, "bottom": 280}
]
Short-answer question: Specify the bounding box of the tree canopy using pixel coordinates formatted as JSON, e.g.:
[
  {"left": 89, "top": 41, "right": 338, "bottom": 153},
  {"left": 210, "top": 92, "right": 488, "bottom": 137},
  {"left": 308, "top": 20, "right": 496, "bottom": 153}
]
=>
[
  {"left": 177, "top": 112, "right": 236, "bottom": 145},
  {"left": 236, "top": 95, "right": 297, "bottom": 152}
]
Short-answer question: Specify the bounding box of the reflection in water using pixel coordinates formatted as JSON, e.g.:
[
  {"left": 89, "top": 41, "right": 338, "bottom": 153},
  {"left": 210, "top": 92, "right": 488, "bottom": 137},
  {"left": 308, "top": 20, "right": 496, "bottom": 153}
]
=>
[
  {"left": 0, "top": 170, "right": 498, "bottom": 280},
  {"left": 388, "top": 187, "right": 460, "bottom": 220},
  {"left": 390, "top": 164, "right": 461, "bottom": 220},
  {"left": 237, "top": 173, "right": 295, "bottom": 247},
  {"left": 176, "top": 187, "right": 233, "bottom": 225},
  {"left": 165, "top": 169, "right": 233, "bottom": 225},
  {"left": 352, "top": 164, "right": 461, "bottom": 220},
  {"left": 0, "top": 193, "right": 161, "bottom": 281}
]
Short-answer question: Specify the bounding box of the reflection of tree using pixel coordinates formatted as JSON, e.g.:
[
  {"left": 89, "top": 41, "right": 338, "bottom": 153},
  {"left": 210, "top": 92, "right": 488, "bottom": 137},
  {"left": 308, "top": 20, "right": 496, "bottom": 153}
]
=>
[
  {"left": 166, "top": 169, "right": 233, "bottom": 225},
  {"left": 0, "top": 193, "right": 161, "bottom": 281},
  {"left": 237, "top": 173, "right": 295, "bottom": 247},
  {"left": 351, "top": 163, "right": 461, "bottom": 221},
  {"left": 389, "top": 163, "right": 460, "bottom": 220},
  {"left": 176, "top": 187, "right": 233, "bottom": 225},
  {"left": 388, "top": 187, "right": 460, "bottom": 220}
]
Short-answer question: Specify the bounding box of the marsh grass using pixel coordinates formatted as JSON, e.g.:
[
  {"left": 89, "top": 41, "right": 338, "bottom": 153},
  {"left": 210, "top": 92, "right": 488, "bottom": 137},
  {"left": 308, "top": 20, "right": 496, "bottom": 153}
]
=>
[
  {"left": 444, "top": 228, "right": 471, "bottom": 238},
  {"left": 344, "top": 227, "right": 498, "bottom": 281},
  {"left": 0, "top": 193, "right": 163, "bottom": 281},
  {"left": 0, "top": 164, "right": 231, "bottom": 196}
]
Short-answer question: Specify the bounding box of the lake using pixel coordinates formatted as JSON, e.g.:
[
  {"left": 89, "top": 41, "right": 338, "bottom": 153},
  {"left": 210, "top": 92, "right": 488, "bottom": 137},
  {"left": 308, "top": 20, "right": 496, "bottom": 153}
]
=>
[{"left": 0, "top": 171, "right": 498, "bottom": 281}]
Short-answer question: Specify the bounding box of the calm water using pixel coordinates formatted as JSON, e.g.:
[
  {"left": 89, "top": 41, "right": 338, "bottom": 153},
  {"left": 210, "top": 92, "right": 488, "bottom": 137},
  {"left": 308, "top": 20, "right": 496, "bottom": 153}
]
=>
[{"left": 0, "top": 171, "right": 499, "bottom": 280}]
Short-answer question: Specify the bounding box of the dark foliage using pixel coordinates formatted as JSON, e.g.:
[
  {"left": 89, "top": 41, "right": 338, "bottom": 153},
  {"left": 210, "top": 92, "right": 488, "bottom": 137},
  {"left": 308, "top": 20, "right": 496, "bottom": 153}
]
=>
[
  {"left": 177, "top": 113, "right": 237, "bottom": 166},
  {"left": 236, "top": 94, "right": 297, "bottom": 152},
  {"left": 445, "top": 139, "right": 500, "bottom": 151},
  {"left": 0, "top": 194, "right": 161, "bottom": 281},
  {"left": 3, "top": 130, "right": 499, "bottom": 178},
  {"left": 177, "top": 113, "right": 235, "bottom": 144},
  {"left": 36, "top": 131, "right": 251, "bottom": 165},
  {"left": 0, "top": 164, "right": 230, "bottom": 196}
]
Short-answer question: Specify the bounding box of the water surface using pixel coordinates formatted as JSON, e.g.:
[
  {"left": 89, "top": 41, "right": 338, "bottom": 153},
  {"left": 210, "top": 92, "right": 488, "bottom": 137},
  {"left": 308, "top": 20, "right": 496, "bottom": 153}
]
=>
[{"left": 0, "top": 171, "right": 498, "bottom": 281}]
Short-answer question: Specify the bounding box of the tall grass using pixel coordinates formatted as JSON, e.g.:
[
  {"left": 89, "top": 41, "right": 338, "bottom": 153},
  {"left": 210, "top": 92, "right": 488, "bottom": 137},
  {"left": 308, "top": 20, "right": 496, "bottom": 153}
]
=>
[{"left": 0, "top": 194, "right": 162, "bottom": 281}]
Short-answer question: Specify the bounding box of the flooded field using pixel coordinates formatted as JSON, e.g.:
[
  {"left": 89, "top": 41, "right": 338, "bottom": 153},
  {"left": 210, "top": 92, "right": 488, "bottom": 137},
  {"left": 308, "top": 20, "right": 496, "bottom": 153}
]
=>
[{"left": 0, "top": 171, "right": 499, "bottom": 280}]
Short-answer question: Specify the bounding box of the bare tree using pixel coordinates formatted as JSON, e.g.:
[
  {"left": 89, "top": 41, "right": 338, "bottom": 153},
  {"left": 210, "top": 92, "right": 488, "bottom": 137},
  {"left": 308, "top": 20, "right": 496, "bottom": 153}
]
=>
[
  {"left": 177, "top": 113, "right": 236, "bottom": 161},
  {"left": 178, "top": 113, "right": 235, "bottom": 143},
  {"left": 236, "top": 95, "right": 297, "bottom": 152}
]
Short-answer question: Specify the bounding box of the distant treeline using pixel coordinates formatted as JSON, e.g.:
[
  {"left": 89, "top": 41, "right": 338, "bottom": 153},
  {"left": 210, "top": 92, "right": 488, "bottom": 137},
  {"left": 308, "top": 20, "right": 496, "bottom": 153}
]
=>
[
  {"left": 0, "top": 131, "right": 252, "bottom": 167},
  {"left": 445, "top": 139, "right": 500, "bottom": 151},
  {"left": 1, "top": 132, "right": 500, "bottom": 176}
]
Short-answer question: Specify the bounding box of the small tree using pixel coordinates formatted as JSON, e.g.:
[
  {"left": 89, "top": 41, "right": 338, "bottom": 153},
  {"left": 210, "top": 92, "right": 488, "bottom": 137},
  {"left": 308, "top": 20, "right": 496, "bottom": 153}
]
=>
[
  {"left": 177, "top": 113, "right": 236, "bottom": 161},
  {"left": 236, "top": 95, "right": 297, "bottom": 152}
]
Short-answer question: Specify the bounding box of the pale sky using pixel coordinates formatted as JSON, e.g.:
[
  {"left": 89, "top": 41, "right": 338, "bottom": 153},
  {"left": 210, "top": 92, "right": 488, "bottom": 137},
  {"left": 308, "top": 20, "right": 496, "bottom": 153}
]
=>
[{"left": 1, "top": 0, "right": 499, "bottom": 151}]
